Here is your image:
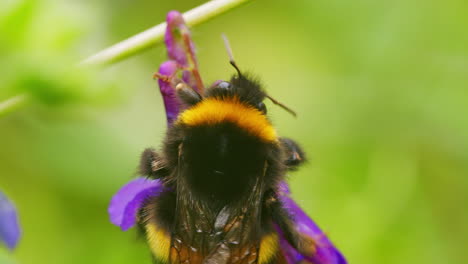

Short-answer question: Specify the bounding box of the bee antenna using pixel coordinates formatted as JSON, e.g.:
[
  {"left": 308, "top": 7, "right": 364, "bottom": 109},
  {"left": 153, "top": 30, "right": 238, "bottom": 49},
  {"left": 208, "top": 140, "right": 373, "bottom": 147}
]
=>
[
  {"left": 222, "top": 34, "right": 295, "bottom": 117},
  {"left": 222, "top": 34, "right": 242, "bottom": 77},
  {"left": 266, "top": 95, "right": 297, "bottom": 117}
]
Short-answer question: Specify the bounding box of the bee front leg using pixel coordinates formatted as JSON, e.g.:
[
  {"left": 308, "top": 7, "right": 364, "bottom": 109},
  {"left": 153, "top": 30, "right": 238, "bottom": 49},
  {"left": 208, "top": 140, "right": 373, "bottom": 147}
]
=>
[
  {"left": 139, "top": 148, "right": 170, "bottom": 179},
  {"left": 279, "top": 138, "right": 307, "bottom": 170},
  {"left": 265, "top": 190, "right": 316, "bottom": 258}
]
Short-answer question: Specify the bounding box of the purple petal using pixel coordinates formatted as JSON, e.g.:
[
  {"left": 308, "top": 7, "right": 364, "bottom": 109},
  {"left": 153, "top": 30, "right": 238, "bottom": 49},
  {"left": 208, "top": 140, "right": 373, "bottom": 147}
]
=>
[
  {"left": 278, "top": 182, "right": 347, "bottom": 264},
  {"left": 108, "top": 178, "right": 164, "bottom": 231},
  {"left": 164, "top": 11, "right": 196, "bottom": 68},
  {"left": 164, "top": 10, "right": 203, "bottom": 92},
  {"left": 157, "top": 11, "right": 205, "bottom": 127},
  {"left": 181, "top": 70, "right": 198, "bottom": 92},
  {"left": 157, "top": 60, "right": 180, "bottom": 126},
  {"left": 0, "top": 191, "right": 21, "bottom": 250}
]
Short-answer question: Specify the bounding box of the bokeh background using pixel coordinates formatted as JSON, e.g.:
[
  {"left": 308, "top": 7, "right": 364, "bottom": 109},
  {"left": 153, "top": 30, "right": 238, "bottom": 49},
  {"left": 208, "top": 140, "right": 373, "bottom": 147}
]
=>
[{"left": 1, "top": 0, "right": 467, "bottom": 263}]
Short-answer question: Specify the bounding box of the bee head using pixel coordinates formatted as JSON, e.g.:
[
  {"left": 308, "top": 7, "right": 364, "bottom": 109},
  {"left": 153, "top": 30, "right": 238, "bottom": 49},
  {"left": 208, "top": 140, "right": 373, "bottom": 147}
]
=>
[
  {"left": 176, "top": 73, "right": 268, "bottom": 115},
  {"left": 163, "top": 75, "right": 286, "bottom": 202}
]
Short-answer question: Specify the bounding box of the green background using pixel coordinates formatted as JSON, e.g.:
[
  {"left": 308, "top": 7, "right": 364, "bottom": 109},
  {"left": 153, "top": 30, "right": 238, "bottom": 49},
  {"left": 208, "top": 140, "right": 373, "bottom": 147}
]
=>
[{"left": 1, "top": 0, "right": 467, "bottom": 263}]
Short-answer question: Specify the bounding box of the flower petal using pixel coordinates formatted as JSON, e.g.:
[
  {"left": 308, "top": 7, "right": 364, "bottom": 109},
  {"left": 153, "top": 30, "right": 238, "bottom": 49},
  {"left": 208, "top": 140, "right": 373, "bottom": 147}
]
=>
[
  {"left": 157, "top": 60, "right": 180, "bottom": 126},
  {"left": 108, "top": 178, "right": 164, "bottom": 231},
  {"left": 164, "top": 10, "right": 203, "bottom": 92},
  {"left": 165, "top": 11, "right": 191, "bottom": 67},
  {"left": 278, "top": 182, "right": 347, "bottom": 264},
  {"left": 0, "top": 191, "right": 21, "bottom": 250},
  {"left": 156, "top": 10, "right": 205, "bottom": 127}
]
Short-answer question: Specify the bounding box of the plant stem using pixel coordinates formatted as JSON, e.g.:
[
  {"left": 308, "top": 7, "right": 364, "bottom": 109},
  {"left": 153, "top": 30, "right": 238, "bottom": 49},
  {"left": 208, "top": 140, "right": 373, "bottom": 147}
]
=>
[
  {"left": 80, "top": 0, "right": 253, "bottom": 66},
  {"left": 0, "top": 94, "right": 28, "bottom": 117}
]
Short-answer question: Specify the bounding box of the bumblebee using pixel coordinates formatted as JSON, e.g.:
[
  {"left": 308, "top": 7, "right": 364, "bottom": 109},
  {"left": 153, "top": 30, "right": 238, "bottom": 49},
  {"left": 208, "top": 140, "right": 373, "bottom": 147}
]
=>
[{"left": 137, "top": 60, "right": 315, "bottom": 264}]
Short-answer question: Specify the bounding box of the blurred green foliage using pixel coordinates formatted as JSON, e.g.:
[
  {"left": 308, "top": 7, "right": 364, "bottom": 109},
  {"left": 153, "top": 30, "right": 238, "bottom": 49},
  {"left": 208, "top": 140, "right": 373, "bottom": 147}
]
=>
[{"left": 1, "top": 0, "right": 467, "bottom": 263}]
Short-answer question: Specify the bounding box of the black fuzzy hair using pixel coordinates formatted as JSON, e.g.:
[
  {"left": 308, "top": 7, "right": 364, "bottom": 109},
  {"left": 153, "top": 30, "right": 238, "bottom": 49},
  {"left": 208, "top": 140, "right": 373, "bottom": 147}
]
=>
[{"left": 204, "top": 73, "right": 267, "bottom": 110}]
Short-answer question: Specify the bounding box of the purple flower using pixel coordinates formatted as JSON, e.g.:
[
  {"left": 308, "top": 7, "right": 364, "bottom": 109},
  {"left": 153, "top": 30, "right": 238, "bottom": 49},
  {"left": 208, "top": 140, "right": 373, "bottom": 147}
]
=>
[
  {"left": 164, "top": 11, "right": 203, "bottom": 92},
  {"left": 108, "top": 178, "right": 164, "bottom": 231},
  {"left": 0, "top": 191, "right": 21, "bottom": 250},
  {"left": 157, "top": 60, "right": 180, "bottom": 126},
  {"left": 155, "top": 11, "right": 204, "bottom": 125},
  {"left": 164, "top": 11, "right": 191, "bottom": 68}
]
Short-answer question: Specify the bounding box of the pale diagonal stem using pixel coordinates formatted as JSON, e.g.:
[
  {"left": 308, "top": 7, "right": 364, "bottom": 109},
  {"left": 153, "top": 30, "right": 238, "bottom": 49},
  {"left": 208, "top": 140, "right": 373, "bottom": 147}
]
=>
[
  {"left": 0, "top": 94, "right": 28, "bottom": 117},
  {"left": 80, "top": 0, "right": 253, "bottom": 66}
]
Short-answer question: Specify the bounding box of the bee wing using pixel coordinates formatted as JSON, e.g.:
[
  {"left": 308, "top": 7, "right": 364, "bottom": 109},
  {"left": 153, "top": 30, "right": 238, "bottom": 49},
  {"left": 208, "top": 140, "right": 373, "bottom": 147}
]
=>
[
  {"left": 200, "top": 208, "right": 261, "bottom": 264},
  {"left": 277, "top": 182, "right": 347, "bottom": 264},
  {"left": 171, "top": 185, "right": 262, "bottom": 264},
  {"left": 108, "top": 177, "right": 166, "bottom": 231}
]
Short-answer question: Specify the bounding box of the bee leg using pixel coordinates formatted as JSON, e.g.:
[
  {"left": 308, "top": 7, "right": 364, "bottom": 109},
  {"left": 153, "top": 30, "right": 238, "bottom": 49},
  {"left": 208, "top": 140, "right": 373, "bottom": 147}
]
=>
[
  {"left": 139, "top": 148, "right": 169, "bottom": 179},
  {"left": 265, "top": 190, "right": 315, "bottom": 257},
  {"left": 279, "top": 138, "right": 307, "bottom": 170},
  {"left": 176, "top": 82, "right": 202, "bottom": 106}
]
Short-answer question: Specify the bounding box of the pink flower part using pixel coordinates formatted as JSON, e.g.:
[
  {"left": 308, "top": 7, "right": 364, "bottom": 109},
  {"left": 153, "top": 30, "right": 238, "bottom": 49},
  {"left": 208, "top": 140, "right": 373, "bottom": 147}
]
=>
[
  {"left": 157, "top": 60, "right": 180, "bottom": 126},
  {"left": 164, "top": 10, "right": 203, "bottom": 92}
]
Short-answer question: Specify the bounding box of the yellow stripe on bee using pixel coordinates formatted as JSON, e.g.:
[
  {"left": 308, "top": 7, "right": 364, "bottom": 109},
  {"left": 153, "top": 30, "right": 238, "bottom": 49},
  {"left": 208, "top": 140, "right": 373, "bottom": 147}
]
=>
[
  {"left": 177, "top": 97, "right": 278, "bottom": 142},
  {"left": 259, "top": 233, "right": 279, "bottom": 264},
  {"left": 145, "top": 223, "right": 171, "bottom": 262}
]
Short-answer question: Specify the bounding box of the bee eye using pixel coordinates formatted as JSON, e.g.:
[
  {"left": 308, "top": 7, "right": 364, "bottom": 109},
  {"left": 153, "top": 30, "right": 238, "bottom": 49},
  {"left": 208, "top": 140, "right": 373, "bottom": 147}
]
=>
[
  {"left": 257, "top": 102, "right": 267, "bottom": 114},
  {"left": 218, "top": 81, "right": 232, "bottom": 89}
]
